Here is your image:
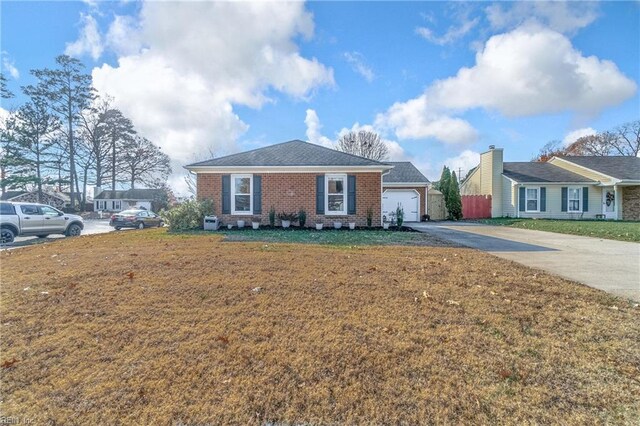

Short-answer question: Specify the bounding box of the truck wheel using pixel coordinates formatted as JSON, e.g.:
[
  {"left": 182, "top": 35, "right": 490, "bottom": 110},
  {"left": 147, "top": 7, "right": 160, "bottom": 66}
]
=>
[
  {"left": 138, "top": 222, "right": 145, "bottom": 230},
  {"left": 158, "top": 221, "right": 164, "bottom": 228},
  {"left": 115, "top": 227, "right": 121, "bottom": 231},
  {"left": 0, "top": 227, "right": 15, "bottom": 244},
  {"left": 37, "top": 235, "right": 49, "bottom": 238},
  {"left": 65, "top": 224, "right": 82, "bottom": 237}
]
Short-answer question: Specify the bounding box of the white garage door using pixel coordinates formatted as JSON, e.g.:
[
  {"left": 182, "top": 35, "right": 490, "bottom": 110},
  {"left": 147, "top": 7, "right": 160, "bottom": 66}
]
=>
[{"left": 382, "top": 190, "right": 419, "bottom": 222}]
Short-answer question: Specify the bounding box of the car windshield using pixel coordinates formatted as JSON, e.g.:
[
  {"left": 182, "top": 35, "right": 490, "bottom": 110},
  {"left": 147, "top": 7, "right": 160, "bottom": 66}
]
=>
[{"left": 120, "top": 210, "right": 141, "bottom": 216}]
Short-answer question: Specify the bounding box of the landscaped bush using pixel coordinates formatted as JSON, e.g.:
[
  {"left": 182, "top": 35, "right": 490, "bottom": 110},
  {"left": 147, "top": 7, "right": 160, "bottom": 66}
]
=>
[
  {"left": 298, "top": 208, "right": 307, "bottom": 227},
  {"left": 161, "top": 199, "right": 214, "bottom": 232}
]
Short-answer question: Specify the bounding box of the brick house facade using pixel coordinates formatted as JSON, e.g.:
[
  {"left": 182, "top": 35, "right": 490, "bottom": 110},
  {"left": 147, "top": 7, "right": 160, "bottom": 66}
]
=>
[
  {"left": 187, "top": 140, "right": 431, "bottom": 227},
  {"left": 197, "top": 172, "right": 382, "bottom": 226}
]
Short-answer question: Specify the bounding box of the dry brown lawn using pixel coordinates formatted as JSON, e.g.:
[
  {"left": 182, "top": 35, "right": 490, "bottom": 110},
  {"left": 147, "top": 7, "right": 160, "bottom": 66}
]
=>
[{"left": 1, "top": 229, "right": 639, "bottom": 425}]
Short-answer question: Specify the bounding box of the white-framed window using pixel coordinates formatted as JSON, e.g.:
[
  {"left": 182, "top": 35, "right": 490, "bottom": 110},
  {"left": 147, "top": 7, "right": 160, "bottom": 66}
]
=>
[
  {"left": 325, "top": 174, "right": 347, "bottom": 215},
  {"left": 112, "top": 200, "right": 121, "bottom": 211},
  {"left": 568, "top": 187, "right": 581, "bottom": 212},
  {"left": 96, "top": 200, "right": 107, "bottom": 210},
  {"left": 525, "top": 187, "right": 539, "bottom": 212},
  {"left": 231, "top": 174, "right": 252, "bottom": 215}
]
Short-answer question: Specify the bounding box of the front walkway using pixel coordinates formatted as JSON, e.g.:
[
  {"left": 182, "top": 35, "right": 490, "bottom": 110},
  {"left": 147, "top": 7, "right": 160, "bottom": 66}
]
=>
[{"left": 411, "top": 222, "right": 640, "bottom": 301}]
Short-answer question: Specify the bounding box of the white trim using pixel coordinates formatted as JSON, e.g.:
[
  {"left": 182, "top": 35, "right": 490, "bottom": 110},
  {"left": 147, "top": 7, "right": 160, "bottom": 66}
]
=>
[
  {"left": 186, "top": 165, "right": 392, "bottom": 174},
  {"left": 524, "top": 186, "right": 540, "bottom": 213},
  {"left": 325, "top": 174, "right": 347, "bottom": 216},
  {"left": 231, "top": 174, "right": 253, "bottom": 215}
]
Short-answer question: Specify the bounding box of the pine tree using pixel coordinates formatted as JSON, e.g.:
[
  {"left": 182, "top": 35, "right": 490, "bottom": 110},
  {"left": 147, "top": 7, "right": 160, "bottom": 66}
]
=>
[{"left": 449, "top": 171, "right": 463, "bottom": 220}]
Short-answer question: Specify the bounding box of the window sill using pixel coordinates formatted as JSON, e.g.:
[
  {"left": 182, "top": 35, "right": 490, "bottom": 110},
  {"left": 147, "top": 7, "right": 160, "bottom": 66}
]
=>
[{"left": 231, "top": 211, "right": 252, "bottom": 216}]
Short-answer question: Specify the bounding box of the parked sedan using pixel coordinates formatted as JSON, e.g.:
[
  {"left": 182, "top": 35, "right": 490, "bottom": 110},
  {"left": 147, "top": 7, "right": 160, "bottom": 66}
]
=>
[{"left": 110, "top": 209, "right": 164, "bottom": 230}]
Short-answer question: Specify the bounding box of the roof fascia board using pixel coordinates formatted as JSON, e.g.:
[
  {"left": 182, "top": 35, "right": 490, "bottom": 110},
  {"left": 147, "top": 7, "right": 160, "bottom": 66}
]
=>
[
  {"left": 185, "top": 165, "right": 393, "bottom": 173},
  {"left": 549, "top": 156, "right": 616, "bottom": 182}
]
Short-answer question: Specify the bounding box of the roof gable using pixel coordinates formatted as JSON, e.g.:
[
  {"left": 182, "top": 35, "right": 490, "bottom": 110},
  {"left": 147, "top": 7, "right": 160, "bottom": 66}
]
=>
[
  {"left": 556, "top": 156, "right": 640, "bottom": 181},
  {"left": 502, "top": 162, "right": 596, "bottom": 183},
  {"left": 383, "top": 162, "right": 430, "bottom": 184},
  {"left": 186, "top": 140, "right": 389, "bottom": 168}
]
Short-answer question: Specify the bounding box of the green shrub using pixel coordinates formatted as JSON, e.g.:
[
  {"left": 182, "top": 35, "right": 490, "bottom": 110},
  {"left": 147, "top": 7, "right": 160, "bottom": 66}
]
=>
[
  {"left": 298, "top": 208, "right": 307, "bottom": 227},
  {"left": 396, "top": 206, "right": 404, "bottom": 228},
  {"left": 269, "top": 206, "right": 276, "bottom": 227},
  {"left": 161, "top": 199, "right": 214, "bottom": 232},
  {"left": 366, "top": 207, "right": 373, "bottom": 227}
]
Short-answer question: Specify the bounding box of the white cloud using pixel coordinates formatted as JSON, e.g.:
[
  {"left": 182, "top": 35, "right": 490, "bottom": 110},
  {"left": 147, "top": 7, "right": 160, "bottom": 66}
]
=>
[
  {"left": 92, "top": 2, "right": 334, "bottom": 194},
  {"left": 415, "top": 16, "right": 479, "bottom": 45},
  {"left": 428, "top": 25, "right": 637, "bottom": 117},
  {"left": 443, "top": 150, "right": 480, "bottom": 179},
  {"left": 106, "top": 15, "right": 142, "bottom": 56},
  {"left": 1, "top": 51, "right": 19, "bottom": 79},
  {"left": 374, "top": 93, "right": 478, "bottom": 144},
  {"left": 65, "top": 14, "right": 104, "bottom": 60},
  {"left": 485, "top": 1, "right": 599, "bottom": 34},
  {"left": 305, "top": 109, "right": 334, "bottom": 148},
  {"left": 343, "top": 51, "right": 375, "bottom": 82},
  {"left": 563, "top": 127, "right": 597, "bottom": 146}
]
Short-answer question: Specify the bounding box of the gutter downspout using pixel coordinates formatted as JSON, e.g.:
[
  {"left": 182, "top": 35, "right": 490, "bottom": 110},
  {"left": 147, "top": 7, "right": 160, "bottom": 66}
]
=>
[
  {"left": 381, "top": 170, "right": 391, "bottom": 226},
  {"left": 516, "top": 183, "right": 520, "bottom": 218}
]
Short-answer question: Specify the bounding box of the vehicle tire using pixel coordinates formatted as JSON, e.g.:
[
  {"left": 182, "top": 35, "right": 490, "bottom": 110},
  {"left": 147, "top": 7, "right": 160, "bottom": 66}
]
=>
[
  {"left": 65, "top": 223, "right": 82, "bottom": 237},
  {"left": 158, "top": 221, "right": 164, "bottom": 228},
  {"left": 37, "top": 235, "right": 49, "bottom": 238},
  {"left": 137, "top": 222, "right": 145, "bottom": 230},
  {"left": 0, "top": 227, "right": 15, "bottom": 244},
  {"left": 115, "top": 227, "right": 121, "bottom": 231}
]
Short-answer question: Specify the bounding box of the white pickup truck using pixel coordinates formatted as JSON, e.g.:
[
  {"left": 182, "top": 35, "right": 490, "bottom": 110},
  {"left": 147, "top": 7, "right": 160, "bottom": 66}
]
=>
[{"left": 0, "top": 201, "right": 84, "bottom": 244}]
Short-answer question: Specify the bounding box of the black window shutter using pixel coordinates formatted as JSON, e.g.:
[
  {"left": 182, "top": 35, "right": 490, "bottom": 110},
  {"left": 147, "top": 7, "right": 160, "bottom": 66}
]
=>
[
  {"left": 518, "top": 187, "right": 526, "bottom": 212},
  {"left": 222, "top": 175, "right": 231, "bottom": 214},
  {"left": 253, "top": 175, "right": 262, "bottom": 214},
  {"left": 540, "top": 187, "right": 546, "bottom": 212},
  {"left": 316, "top": 175, "right": 325, "bottom": 214},
  {"left": 561, "top": 187, "right": 568, "bottom": 212},
  {"left": 583, "top": 187, "right": 589, "bottom": 212},
  {"left": 347, "top": 175, "right": 356, "bottom": 215}
]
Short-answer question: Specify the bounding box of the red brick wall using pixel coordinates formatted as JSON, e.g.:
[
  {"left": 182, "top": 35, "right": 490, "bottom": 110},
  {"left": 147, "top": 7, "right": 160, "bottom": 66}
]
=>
[
  {"left": 197, "top": 172, "right": 382, "bottom": 226},
  {"left": 382, "top": 186, "right": 427, "bottom": 217}
]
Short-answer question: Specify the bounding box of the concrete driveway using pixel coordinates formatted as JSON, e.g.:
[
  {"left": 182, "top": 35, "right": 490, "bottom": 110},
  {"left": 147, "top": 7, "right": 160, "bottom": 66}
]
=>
[{"left": 411, "top": 222, "right": 640, "bottom": 301}]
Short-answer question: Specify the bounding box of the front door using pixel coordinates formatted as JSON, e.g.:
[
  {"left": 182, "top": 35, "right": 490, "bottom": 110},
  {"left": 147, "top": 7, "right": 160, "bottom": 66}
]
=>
[{"left": 602, "top": 187, "right": 616, "bottom": 219}]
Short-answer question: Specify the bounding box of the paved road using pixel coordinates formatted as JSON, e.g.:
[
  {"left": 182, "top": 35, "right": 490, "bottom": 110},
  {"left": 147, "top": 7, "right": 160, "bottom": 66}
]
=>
[
  {"left": 2, "top": 219, "right": 118, "bottom": 250},
  {"left": 411, "top": 222, "right": 640, "bottom": 301}
]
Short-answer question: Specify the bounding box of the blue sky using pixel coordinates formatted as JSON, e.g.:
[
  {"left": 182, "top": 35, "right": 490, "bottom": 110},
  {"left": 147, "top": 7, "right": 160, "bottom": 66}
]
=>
[{"left": 1, "top": 1, "right": 638, "bottom": 191}]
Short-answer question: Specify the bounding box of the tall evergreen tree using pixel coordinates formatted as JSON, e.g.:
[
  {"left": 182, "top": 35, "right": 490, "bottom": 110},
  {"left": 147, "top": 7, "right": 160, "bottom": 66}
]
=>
[
  {"left": 448, "top": 171, "right": 463, "bottom": 220},
  {"left": 102, "top": 108, "right": 136, "bottom": 190},
  {"left": 4, "top": 96, "right": 61, "bottom": 201},
  {"left": 28, "top": 55, "right": 95, "bottom": 209}
]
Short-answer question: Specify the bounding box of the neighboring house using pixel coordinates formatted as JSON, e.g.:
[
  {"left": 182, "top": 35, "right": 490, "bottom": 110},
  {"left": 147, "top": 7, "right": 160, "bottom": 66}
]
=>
[
  {"left": 94, "top": 188, "right": 166, "bottom": 212},
  {"left": 0, "top": 190, "right": 71, "bottom": 210},
  {"left": 186, "top": 140, "right": 430, "bottom": 226},
  {"left": 461, "top": 146, "right": 640, "bottom": 220}
]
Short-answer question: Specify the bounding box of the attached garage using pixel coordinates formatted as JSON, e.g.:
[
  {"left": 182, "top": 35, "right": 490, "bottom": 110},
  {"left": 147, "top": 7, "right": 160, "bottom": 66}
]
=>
[
  {"left": 382, "top": 162, "right": 431, "bottom": 223},
  {"left": 383, "top": 190, "right": 420, "bottom": 222}
]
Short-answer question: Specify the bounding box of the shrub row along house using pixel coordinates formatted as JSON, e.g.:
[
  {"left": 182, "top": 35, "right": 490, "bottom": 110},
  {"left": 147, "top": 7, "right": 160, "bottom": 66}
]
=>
[
  {"left": 186, "top": 140, "right": 430, "bottom": 226},
  {"left": 461, "top": 146, "right": 640, "bottom": 220}
]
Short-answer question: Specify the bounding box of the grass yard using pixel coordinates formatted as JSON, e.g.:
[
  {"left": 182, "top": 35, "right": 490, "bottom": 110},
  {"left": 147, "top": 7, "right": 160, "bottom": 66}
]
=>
[
  {"left": 1, "top": 228, "right": 639, "bottom": 424},
  {"left": 480, "top": 218, "right": 640, "bottom": 242}
]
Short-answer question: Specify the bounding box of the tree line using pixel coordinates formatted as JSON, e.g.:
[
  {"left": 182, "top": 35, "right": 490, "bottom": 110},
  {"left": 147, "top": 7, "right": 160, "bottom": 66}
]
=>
[
  {"left": 0, "top": 55, "right": 172, "bottom": 210},
  {"left": 535, "top": 120, "right": 640, "bottom": 162}
]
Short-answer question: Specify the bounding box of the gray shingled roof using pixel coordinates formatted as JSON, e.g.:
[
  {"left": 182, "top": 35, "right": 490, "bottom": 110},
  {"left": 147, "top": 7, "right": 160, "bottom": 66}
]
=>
[
  {"left": 503, "top": 162, "right": 596, "bottom": 183},
  {"left": 187, "top": 140, "right": 388, "bottom": 168},
  {"left": 383, "top": 162, "right": 430, "bottom": 183},
  {"left": 95, "top": 189, "right": 164, "bottom": 200},
  {"left": 558, "top": 156, "right": 640, "bottom": 181}
]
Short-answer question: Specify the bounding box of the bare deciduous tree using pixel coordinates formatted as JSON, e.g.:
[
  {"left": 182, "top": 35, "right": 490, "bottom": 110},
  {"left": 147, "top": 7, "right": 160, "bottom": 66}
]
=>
[
  {"left": 120, "top": 136, "right": 171, "bottom": 189},
  {"left": 611, "top": 120, "right": 640, "bottom": 157},
  {"left": 336, "top": 130, "right": 389, "bottom": 161}
]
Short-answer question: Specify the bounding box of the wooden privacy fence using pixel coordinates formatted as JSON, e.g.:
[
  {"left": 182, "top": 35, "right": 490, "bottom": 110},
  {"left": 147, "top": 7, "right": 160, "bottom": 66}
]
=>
[
  {"left": 462, "top": 195, "right": 492, "bottom": 219},
  {"left": 427, "top": 188, "right": 447, "bottom": 220}
]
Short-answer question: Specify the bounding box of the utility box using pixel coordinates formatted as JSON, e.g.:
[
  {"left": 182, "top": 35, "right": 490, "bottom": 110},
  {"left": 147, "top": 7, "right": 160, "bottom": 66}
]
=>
[{"left": 203, "top": 215, "right": 220, "bottom": 231}]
